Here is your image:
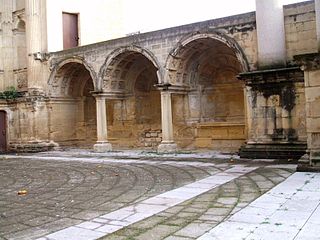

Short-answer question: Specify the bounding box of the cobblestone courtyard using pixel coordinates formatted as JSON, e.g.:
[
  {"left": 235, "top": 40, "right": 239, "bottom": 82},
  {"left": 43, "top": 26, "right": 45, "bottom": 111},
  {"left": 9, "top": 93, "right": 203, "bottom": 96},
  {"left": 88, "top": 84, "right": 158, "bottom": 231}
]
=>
[{"left": 0, "top": 151, "right": 319, "bottom": 240}]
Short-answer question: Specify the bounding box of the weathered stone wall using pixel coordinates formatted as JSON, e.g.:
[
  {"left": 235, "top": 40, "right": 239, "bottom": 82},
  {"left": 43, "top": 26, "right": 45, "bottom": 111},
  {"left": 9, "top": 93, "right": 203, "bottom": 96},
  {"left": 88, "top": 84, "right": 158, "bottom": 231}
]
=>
[
  {"left": 284, "top": 1, "right": 318, "bottom": 62},
  {"left": 295, "top": 53, "right": 320, "bottom": 167},
  {"left": 1, "top": 1, "right": 318, "bottom": 153}
]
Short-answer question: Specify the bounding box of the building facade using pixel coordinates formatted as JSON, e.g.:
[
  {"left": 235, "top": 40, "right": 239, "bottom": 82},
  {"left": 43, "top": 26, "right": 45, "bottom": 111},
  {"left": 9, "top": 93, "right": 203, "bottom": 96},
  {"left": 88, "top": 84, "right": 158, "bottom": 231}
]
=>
[{"left": 0, "top": 0, "right": 319, "bottom": 169}]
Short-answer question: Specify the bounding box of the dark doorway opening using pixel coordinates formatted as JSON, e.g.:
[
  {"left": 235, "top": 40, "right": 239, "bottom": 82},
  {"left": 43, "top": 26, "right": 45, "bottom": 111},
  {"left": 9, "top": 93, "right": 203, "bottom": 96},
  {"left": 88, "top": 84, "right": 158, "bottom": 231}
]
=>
[{"left": 0, "top": 111, "right": 7, "bottom": 152}]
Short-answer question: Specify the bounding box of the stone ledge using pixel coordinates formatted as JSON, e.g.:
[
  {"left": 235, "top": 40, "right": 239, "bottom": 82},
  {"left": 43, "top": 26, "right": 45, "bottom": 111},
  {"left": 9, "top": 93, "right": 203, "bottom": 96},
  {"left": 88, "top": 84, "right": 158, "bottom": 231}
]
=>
[
  {"left": 9, "top": 140, "right": 59, "bottom": 153},
  {"left": 239, "top": 142, "right": 307, "bottom": 160}
]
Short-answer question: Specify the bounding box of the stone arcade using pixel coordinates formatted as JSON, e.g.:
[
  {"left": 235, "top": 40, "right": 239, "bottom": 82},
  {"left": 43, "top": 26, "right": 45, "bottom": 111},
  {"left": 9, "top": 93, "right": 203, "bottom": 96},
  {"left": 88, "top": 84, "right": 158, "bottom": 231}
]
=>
[{"left": 0, "top": 0, "right": 320, "bottom": 169}]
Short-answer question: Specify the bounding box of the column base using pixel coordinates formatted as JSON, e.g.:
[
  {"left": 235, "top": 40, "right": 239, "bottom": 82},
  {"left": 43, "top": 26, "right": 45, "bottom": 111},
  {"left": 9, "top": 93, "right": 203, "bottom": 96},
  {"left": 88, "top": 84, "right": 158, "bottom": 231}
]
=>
[
  {"left": 297, "top": 151, "right": 320, "bottom": 172},
  {"left": 93, "top": 142, "right": 112, "bottom": 152},
  {"left": 157, "top": 142, "right": 178, "bottom": 153}
]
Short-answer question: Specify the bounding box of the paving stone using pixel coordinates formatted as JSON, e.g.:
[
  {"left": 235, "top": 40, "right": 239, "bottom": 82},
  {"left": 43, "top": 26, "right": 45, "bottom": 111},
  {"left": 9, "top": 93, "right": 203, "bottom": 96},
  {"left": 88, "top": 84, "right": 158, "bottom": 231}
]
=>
[
  {"left": 216, "top": 197, "right": 238, "bottom": 205},
  {"left": 71, "top": 210, "right": 106, "bottom": 220},
  {"left": 136, "top": 225, "right": 180, "bottom": 240},
  {"left": 164, "top": 236, "right": 193, "bottom": 240},
  {"left": 95, "top": 224, "right": 124, "bottom": 234},
  {"left": 131, "top": 215, "right": 166, "bottom": 229},
  {"left": 46, "top": 226, "right": 105, "bottom": 240},
  {"left": 198, "top": 214, "right": 226, "bottom": 222},
  {"left": 174, "top": 222, "right": 214, "bottom": 238},
  {"left": 205, "top": 207, "right": 230, "bottom": 216},
  {"left": 76, "top": 221, "right": 103, "bottom": 230}
]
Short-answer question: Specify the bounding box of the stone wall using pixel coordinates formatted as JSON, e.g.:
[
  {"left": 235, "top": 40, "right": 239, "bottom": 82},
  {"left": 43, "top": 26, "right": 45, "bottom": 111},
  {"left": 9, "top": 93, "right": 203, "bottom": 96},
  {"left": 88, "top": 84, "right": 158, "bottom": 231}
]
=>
[
  {"left": 0, "top": 1, "right": 318, "bottom": 154},
  {"left": 284, "top": 1, "right": 318, "bottom": 61}
]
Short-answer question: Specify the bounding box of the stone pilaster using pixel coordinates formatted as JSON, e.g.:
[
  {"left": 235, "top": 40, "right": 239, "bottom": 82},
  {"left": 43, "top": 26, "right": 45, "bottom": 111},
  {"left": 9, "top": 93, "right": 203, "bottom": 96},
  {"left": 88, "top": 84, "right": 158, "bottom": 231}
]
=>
[
  {"left": 25, "top": 0, "right": 48, "bottom": 91},
  {"left": 0, "top": 0, "right": 15, "bottom": 90},
  {"left": 295, "top": 53, "right": 320, "bottom": 170},
  {"left": 316, "top": 0, "right": 320, "bottom": 51},
  {"left": 255, "top": 0, "right": 286, "bottom": 68},
  {"left": 157, "top": 89, "right": 177, "bottom": 153},
  {"left": 93, "top": 95, "right": 112, "bottom": 152}
]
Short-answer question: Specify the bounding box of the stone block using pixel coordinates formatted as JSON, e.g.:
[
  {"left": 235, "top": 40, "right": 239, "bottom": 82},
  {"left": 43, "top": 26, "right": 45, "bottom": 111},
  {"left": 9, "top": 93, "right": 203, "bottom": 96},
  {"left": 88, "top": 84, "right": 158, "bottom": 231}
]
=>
[
  {"left": 195, "top": 138, "right": 212, "bottom": 148},
  {"left": 306, "top": 102, "right": 320, "bottom": 118},
  {"left": 306, "top": 118, "right": 320, "bottom": 132},
  {"left": 307, "top": 70, "right": 320, "bottom": 87},
  {"left": 310, "top": 133, "right": 320, "bottom": 148},
  {"left": 305, "top": 86, "right": 320, "bottom": 102},
  {"left": 150, "top": 132, "right": 158, "bottom": 137}
]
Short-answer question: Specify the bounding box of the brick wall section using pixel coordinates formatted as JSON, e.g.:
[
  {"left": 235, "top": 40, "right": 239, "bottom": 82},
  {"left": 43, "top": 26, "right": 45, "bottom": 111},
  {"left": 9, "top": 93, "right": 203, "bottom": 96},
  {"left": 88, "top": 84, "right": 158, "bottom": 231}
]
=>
[{"left": 141, "top": 129, "right": 162, "bottom": 148}]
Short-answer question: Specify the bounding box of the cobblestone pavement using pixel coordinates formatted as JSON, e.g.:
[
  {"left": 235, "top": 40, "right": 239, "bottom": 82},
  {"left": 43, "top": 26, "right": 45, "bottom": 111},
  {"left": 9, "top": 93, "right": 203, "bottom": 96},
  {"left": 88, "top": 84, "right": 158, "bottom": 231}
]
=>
[{"left": 0, "top": 152, "right": 296, "bottom": 240}]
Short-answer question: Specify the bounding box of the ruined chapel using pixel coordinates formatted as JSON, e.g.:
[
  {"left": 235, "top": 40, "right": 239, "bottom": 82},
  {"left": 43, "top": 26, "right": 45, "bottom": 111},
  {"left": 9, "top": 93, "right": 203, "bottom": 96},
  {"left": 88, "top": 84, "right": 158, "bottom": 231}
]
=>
[{"left": 0, "top": 0, "right": 320, "bottom": 169}]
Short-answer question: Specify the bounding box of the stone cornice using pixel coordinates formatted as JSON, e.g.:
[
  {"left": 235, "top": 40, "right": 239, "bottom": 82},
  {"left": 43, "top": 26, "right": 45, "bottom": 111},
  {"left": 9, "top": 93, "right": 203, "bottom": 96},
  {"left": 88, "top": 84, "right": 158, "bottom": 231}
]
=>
[
  {"left": 294, "top": 53, "right": 320, "bottom": 71},
  {"left": 237, "top": 67, "right": 304, "bottom": 86}
]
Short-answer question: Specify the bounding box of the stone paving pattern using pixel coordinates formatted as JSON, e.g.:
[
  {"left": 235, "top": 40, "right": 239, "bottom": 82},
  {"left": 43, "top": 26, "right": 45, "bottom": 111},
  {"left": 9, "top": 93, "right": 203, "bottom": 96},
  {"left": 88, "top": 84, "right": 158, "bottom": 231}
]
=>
[
  {"left": 100, "top": 167, "right": 293, "bottom": 240},
  {"left": 199, "top": 172, "right": 320, "bottom": 240},
  {"left": 0, "top": 152, "right": 295, "bottom": 240}
]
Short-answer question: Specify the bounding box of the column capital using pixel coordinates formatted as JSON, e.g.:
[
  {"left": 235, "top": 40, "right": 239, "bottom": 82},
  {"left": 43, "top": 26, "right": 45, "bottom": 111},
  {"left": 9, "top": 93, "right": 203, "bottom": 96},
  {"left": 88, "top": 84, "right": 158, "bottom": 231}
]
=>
[
  {"left": 91, "top": 92, "right": 105, "bottom": 98},
  {"left": 156, "top": 83, "right": 190, "bottom": 94}
]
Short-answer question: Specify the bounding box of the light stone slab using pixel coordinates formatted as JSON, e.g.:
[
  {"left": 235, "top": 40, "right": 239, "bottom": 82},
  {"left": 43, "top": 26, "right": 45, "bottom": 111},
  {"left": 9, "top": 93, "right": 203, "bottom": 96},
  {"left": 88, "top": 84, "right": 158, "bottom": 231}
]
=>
[
  {"left": 76, "top": 221, "right": 103, "bottom": 230},
  {"left": 295, "top": 222, "right": 320, "bottom": 240},
  {"left": 197, "top": 172, "right": 320, "bottom": 240},
  {"left": 198, "top": 221, "right": 255, "bottom": 240},
  {"left": 46, "top": 227, "right": 105, "bottom": 240},
  {"left": 95, "top": 224, "right": 123, "bottom": 234},
  {"left": 142, "top": 196, "right": 181, "bottom": 207}
]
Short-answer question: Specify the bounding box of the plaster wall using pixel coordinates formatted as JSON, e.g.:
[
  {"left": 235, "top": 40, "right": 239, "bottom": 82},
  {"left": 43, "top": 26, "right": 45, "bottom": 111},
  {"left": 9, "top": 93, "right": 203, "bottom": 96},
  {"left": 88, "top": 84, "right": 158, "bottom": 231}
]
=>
[{"left": 46, "top": 0, "right": 124, "bottom": 52}]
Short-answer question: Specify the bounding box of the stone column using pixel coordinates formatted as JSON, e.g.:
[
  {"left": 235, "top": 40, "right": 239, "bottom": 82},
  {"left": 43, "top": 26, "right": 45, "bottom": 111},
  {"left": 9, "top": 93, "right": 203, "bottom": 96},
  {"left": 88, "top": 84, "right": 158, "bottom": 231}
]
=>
[
  {"left": 25, "top": 0, "right": 48, "bottom": 91},
  {"left": 158, "top": 90, "right": 177, "bottom": 153},
  {"left": 255, "top": 0, "right": 286, "bottom": 68},
  {"left": 93, "top": 95, "right": 112, "bottom": 152},
  {"left": 316, "top": 0, "right": 320, "bottom": 51}
]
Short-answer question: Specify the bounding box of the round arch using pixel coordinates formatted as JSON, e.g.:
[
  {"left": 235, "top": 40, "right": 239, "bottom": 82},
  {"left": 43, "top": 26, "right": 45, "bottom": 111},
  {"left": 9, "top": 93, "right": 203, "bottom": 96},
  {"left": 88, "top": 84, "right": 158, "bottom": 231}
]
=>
[
  {"left": 48, "top": 57, "right": 98, "bottom": 97},
  {"left": 98, "top": 45, "right": 163, "bottom": 149},
  {"left": 165, "top": 31, "right": 249, "bottom": 85},
  {"left": 98, "top": 45, "right": 163, "bottom": 92},
  {"left": 164, "top": 31, "right": 249, "bottom": 151}
]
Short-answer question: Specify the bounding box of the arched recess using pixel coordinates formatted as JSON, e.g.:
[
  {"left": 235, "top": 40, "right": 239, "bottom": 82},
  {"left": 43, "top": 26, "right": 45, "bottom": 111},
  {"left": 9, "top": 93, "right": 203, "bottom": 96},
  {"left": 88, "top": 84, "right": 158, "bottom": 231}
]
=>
[
  {"left": 166, "top": 32, "right": 249, "bottom": 151},
  {"left": 48, "top": 58, "right": 98, "bottom": 147},
  {"left": 99, "top": 47, "right": 162, "bottom": 148},
  {"left": 13, "top": 17, "right": 27, "bottom": 91}
]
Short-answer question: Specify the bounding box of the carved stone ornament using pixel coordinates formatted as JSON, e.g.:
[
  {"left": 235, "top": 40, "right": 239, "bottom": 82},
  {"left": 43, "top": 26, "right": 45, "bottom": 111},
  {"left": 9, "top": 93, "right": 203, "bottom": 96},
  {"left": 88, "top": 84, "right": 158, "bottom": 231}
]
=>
[{"left": 294, "top": 53, "right": 320, "bottom": 71}]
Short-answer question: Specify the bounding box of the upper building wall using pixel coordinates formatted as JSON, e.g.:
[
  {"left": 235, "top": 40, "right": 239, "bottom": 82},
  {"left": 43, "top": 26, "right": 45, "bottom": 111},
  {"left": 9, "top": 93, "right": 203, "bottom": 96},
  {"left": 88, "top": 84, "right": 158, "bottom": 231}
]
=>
[
  {"left": 46, "top": 0, "right": 124, "bottom": 52},
  {"left": 284, "top": 1, "right": 318, "bottom": 61},
  {"left": 15, "top": 0, "right": 24, "bottom": 11}
]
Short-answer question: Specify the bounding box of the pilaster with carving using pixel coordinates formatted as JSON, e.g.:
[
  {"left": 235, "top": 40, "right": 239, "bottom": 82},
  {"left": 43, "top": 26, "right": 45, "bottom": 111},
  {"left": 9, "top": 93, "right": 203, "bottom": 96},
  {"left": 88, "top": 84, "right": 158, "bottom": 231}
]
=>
[{"left": 295, "top": 53, "right": 320, "bottom": 168}]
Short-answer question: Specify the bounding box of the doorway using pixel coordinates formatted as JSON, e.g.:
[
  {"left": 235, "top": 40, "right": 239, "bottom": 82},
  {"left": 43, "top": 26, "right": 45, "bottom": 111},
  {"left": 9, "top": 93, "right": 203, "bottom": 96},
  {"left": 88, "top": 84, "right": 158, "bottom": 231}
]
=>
[
  {"left": 62, "top": 12, "right": 79, "bottom": 49},
  {"left": 0, "top": 111, "right": 7, "bottom": 152}
]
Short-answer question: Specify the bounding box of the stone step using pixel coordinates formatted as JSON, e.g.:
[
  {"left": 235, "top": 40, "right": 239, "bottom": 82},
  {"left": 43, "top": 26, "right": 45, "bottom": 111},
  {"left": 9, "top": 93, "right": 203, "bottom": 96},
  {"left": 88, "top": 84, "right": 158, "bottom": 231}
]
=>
[{"left": 239, "top": 143, "right": 306, "bottom": 160}]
